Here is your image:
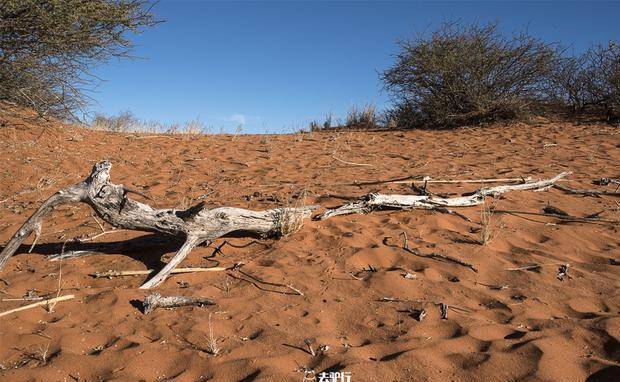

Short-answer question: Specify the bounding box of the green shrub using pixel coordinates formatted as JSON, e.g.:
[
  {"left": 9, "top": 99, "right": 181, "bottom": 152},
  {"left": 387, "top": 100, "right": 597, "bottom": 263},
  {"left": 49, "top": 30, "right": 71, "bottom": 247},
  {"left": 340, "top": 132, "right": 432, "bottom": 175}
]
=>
[
  {"left": 382, "top": 22, "right": 556, "bottom": 128},
  {"left": 0, "top": 0, "right": 157, "bottom": 121}
]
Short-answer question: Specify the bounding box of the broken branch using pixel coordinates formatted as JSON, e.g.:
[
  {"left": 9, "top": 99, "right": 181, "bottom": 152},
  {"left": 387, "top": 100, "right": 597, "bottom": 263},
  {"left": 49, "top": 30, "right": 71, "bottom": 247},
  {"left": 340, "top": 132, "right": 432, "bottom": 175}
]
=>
[
  {"left": 314, "top": 172, "right": 570, "bottom": 220},
  {"left": 0, "top": 294, "right": 74, "bottom": 318},
  {"left": 0, "top": 161, "right": 318, "bottom": 288}
]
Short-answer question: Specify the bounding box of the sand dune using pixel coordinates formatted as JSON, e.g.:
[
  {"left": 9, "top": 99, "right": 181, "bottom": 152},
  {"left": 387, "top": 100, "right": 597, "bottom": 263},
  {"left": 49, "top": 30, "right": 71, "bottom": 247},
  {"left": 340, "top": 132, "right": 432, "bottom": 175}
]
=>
[{"left": 0, "top": 114, "right": 618, "bottom": 381}]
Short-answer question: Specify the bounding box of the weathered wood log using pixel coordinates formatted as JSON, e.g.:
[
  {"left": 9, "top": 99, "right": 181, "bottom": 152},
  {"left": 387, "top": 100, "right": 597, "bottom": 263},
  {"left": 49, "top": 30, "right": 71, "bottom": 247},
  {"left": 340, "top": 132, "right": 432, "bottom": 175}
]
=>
[
  {"left": 0, "top": 161, "right": 317, "bottom": 288},
  {"left": 314, "top": 172, "right": 570, "bottom": 220}
]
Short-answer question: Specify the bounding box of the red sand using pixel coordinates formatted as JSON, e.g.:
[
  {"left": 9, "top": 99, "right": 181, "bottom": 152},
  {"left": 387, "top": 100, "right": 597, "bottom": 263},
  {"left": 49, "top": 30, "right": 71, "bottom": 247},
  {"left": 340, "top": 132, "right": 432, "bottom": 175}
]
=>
[{"left": 0, "top": 113, "right": 619, "bottom": 381}]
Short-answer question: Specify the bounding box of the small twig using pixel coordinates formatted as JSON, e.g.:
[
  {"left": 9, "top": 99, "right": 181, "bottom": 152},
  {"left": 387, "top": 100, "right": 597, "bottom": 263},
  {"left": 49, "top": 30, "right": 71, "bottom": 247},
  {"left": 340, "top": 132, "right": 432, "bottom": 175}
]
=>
[
  {"left": 395, "top": 232, "right": 478, "bottom": 272},
  {"left": 332, "top": 155, "right": 373, "bottom": 167},
  {"left": 91, "top": 214, "right": 106, "bottom": 233},
  {"left": 474, "top": 282, "right": 509, "bottom": 290},
  {"left": 76, "top": 229, "right": 128, "bottom": 243},
  {"left": 227, "top": 269, "right": 304, "bottom": 296},
  {"left": 142, "top": 292, "right": 215, "bottom": 314},
  {"left": 0, "top": 294, "right": 74, "bottom": 318},
  {"left": 92, "top": 266, "right": 233, "bottom": 278},
  {"left": 304, "top": 339, "right": 316, "bottom": 356},
  {"left": 554, "top": 183, "right": 620, "bottom": 197},
  {"left": 494, "top": 209, "right": 619, "bottom": 224},
  {"left": 410, "top": 176, "right": 532, "bottom": 185},
  {"left": 49, "top": 250, "right": 104, "bottom": 261}
]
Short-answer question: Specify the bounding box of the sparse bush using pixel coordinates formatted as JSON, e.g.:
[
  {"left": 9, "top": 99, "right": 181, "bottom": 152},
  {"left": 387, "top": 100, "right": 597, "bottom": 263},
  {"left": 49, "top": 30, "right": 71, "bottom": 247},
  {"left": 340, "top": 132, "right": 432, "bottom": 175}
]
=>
[
  {"left": 345, "top": 103, "right": 377, "bottom": 128},
  {"left": 323, "top": 112, "right": 333, "bottom": 129},
  {"left": 382, "top": 21, "right": 556, "bottom": 128},
  {"left": 582, "top": 43, "right": 620, "bottom": 118},
  {"left": 0, "top": 0, "right": 158, "bottom": 121},
  {"left": 309, "top": 120, "right": 320, "bottom": 131},
  {"left": 548, "top": 42, "right": 620, "bottom": 118},
  {"left": 91, "top": 111, "right": 138, "bottom": 132},
  {"left": 546, "top": 53, "right": 590, "bottom": 112}
]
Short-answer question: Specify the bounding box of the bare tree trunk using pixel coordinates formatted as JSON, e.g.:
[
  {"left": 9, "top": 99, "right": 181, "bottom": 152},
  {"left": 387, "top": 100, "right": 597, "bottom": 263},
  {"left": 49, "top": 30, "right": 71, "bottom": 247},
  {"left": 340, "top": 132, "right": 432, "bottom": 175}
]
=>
[{"left": 0, "top": 161, "right": 316, "bottom": 288}]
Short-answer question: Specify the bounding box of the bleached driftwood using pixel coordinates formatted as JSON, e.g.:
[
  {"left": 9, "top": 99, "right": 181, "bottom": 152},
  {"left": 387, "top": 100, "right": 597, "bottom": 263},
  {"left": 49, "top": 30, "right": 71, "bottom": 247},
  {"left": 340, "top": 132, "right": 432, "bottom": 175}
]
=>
[
  {"left": 0, "top": 161, "right": 317, "bottom": 289},
  {"left": 314, "top": 172, "right": 570, "bottom": 220}
]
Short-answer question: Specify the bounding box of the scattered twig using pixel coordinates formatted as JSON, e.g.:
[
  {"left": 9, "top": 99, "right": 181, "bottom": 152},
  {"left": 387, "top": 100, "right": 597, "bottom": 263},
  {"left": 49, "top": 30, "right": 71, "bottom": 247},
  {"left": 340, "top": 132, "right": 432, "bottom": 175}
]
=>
[
  {"left": 304, "top": 339, "right": 316, "bottom": 356},
  {"left": 554, "top": 183, "right": 620, "bottom": 197},
  {"left": 474, "top": 282, "right": 509, "bottom": 290},
  {"left": 227, "top": 269, "right": 304, "bottom": 296},
  {"left": 332, "top": 155, "right": 373, "bottom": 167},
  {"left": 49, "top": 250, "right": 104, "bottom": 261},
  {"left": 411, "top": 176, "right": 532, "bottom": 185},
  {"left": 393, "top": 232, "right": 478, "bottom": 273},
  {"left": 0, "top": 294, "right": 74, "bottom": 318},
  {"left": 76, "top": 229, "right": 128, "bottom": 243},
  {"left": 142, "top": 292, "right": 215, "bottom": 314},
  {"left": 493, "top": 209, "right": 619, "bottom": 224},
  {"left": 92, "top": 266, "right": 233, "bottom": 279}
]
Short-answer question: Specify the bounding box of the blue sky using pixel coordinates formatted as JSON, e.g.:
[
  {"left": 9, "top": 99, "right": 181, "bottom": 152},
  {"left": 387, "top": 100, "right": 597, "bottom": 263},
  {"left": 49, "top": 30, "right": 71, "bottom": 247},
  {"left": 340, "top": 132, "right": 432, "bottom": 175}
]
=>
[{"left": 91, "top": 1, "right": 620, "bottom": 133}]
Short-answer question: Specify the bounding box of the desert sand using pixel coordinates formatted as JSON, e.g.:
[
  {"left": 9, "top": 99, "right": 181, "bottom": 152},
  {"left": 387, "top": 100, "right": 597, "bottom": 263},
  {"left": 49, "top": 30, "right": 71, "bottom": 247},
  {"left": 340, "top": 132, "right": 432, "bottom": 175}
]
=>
[{"left": 0, "top": 112, "right": 618, "bottom": 381}]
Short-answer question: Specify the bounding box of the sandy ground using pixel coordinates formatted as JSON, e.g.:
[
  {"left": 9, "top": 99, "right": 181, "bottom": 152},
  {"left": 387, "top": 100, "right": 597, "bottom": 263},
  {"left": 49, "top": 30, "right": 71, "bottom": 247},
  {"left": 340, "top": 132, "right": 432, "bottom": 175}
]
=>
[{"left": 0, "top": 113, "right": 619, "bottom": 382}]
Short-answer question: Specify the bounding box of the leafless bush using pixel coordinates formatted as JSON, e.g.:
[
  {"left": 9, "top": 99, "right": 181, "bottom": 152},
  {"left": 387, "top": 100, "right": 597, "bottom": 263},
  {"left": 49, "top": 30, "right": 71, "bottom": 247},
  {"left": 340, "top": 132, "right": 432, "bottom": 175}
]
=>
[
  {"left": 0, "top": 0, "right": 158, "bottom": 121},
  {"left": 582, "top": 42, "right": 620, "bottom": 118},
  {"left": 382, "top": 21, "right": 556, "bottom": 129},
  {"left": 548, "top": 42, "right": 620, "bottom": 118}
]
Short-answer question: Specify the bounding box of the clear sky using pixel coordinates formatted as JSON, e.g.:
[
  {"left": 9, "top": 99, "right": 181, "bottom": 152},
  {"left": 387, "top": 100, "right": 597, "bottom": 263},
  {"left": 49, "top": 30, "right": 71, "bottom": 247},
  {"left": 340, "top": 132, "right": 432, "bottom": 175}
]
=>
[{"left": 90, "top": 1, "right": 620, "bottom": 133}]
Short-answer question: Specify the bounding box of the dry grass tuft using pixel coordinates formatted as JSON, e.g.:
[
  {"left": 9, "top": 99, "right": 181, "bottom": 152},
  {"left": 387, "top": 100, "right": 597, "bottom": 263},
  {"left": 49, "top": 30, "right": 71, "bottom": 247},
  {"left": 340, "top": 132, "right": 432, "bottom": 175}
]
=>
[
  {"left": 206, "top": 313, "right": 221, "bottom": 356},
  {"left": 479, "top": 198, "right": 503, "bottom": 245},
  {"left": 90, "top": 111, "right": 208, "bottom": 138},
  {"left": 278, "top": 189, "right": 307, "bottom": 236}
]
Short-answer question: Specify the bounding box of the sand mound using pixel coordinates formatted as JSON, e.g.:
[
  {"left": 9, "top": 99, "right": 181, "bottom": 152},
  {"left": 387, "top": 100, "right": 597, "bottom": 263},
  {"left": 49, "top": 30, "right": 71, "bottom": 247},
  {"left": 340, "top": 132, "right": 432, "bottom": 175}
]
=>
[{"left": 0, "top": 113, "right": 618, "bottom": 381}]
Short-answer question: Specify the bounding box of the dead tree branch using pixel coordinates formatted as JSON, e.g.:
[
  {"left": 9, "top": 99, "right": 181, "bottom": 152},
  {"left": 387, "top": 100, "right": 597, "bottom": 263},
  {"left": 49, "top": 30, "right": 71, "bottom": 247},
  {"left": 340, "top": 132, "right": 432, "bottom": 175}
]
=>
[
  {"left": 0, "top": 161, "right": 317, "bottom": 288},
  {"left": 314, "top": 172, "right": 570, "bottom": 220}
]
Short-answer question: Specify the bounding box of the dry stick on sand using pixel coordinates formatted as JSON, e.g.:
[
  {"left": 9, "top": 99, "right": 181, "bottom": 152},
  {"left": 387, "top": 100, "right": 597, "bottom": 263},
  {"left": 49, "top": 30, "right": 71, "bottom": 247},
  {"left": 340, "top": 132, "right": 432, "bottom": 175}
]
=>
[
  {"left": 92, "top": 266, "right": 234, "bottom": 278},
  {"left": 394, "top": 232, "right": 478, "bottom": 273},
  {"left": 142, "top": 292, "right": 215, "bottom": 314},
  {"left": 0, "top": 161, "right": 318, "bottom": 289},
  {"left": 227, "top": 269, "right": 304, "bottom": 296},
  {"left": 314, "top": 172, "right": 571, "bottom": 220},
  {"left": 553, "top": 183, "right": 620, "bottom": 197},
  {"left": 493, "top": 210, "right": 619, "bottom": 224},
  {"left": 331, "top": 155, "right": 374, "bottom": 167},
  {"left": 0, "top": 294, "right": 74, "bottom": 318}
]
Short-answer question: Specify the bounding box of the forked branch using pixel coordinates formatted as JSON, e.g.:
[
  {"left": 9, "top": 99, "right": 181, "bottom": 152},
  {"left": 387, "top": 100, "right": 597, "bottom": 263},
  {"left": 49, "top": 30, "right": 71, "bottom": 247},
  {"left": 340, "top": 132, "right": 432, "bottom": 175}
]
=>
[{"left": 0, "top": 161, "right": 317, "bottom": 288}]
